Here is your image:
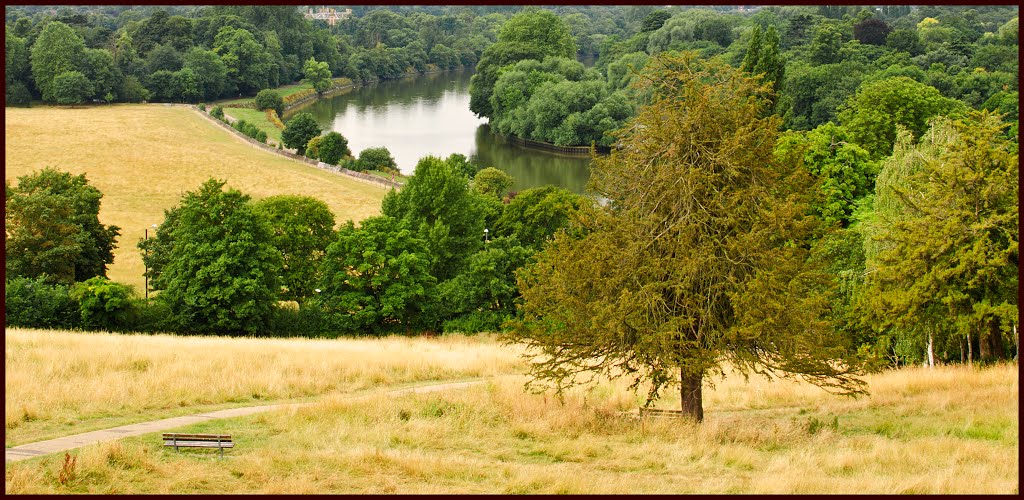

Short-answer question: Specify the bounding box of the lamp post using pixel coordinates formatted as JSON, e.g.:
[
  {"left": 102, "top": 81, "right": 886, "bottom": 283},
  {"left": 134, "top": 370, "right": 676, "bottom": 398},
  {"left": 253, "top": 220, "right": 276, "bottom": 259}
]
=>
[{"left": 484, "top": 228, "right": 489, "bottom": 243}]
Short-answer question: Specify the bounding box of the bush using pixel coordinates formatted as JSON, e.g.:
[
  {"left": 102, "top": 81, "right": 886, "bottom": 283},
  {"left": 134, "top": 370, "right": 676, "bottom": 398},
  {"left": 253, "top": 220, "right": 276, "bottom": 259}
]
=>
[
  {"left": 254, "top": 89, "right": 284, "bottom": 116},
  {"left": 442, "top": 311, "right": 509, "bottom": 334},
  {"left": 210, "top": 105, "right": 224, "bottom": 120},
  {"left": 305, "top": 135, "right": 324, "bottom": 160},
  {"left": 266, "top": 109, "right": 285, "bottom": 129},
  {"left": 356, "top": 146, "right": 397, "bottom": 172},
  {"left": 69, "top": 276, "right": 137, "bottom": 331},
  {"left": 5, "top": 276, "right": 80, "bottom": 329},
  {"left": 265, "top": 303, "right": 342, "bottom": 338},
  {"left": 5, "top": 82, "right": 33, "bottom": 106},
  {"left": 232, "top": 119, "right": 267, "bottom": 143},
  {"left": 197, "top": 103, "right": 206, "bottom": 111},
  {"left": 317, "top": 131, "right": 350, "bottom": 165}
]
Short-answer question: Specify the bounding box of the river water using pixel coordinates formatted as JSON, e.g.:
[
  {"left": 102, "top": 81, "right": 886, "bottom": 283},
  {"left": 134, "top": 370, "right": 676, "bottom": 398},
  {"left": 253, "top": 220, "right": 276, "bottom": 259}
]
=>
[{"left": 291, "top": 70, "right": 593, "bottom": 194}]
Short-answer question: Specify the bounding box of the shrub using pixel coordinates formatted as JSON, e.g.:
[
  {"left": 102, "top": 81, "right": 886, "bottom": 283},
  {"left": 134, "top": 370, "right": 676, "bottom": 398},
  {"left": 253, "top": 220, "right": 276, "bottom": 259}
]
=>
[
  {"left": 266, "top": 109, "right": 285, "bottom": 129},
  {"left": 232, "top": 119, "right": 267, "bottom": 143},
  {"left": 265, "top": 303, "right": 341, "bottom": 338},
  {"left": 69, "top": 276, "right": 137, "bottom": 331},
  {"left": 356, "top": 146, "right": 397, "bottom": 172},
  {"left": 317, "top": 131, "right": 351, "bottom": 165},
  {"left": 282, "top": 88, "right": 317, "bottom": 105},
  {"left": 5, "top": 276, "right": 80, "bottom": 329},
  {"left": 197, "top": 103, "right": 206, "bottom": 111},
  {"left": 442, "top": 311, "right": 509, "bottom": 334},
  {"left": 210, "top": 105, "right": 224, "bottom": 120},
  {"left": 6, "top": 82, "right": 33, "bottom": 106},
  {"left": 254, "top": 89, "right": 284, "bottom": 116},
  {"left": 305, "top": 135, "right": 324, "bottom": 160},
  {"left": 282, "top": 112, "right": 321, "bottom": 155}
]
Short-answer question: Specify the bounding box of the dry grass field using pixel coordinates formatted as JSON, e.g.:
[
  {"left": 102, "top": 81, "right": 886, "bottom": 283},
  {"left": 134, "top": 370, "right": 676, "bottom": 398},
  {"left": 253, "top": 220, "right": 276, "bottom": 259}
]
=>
[
  {"left": 3, "top": 327, "right": 524, "bottom": 447},
  {"left": 4, "top": 328, "right": 1018, "bottom": 494},
  {"left": 5, "top": 105, "right": 388, "bottom": 292}
]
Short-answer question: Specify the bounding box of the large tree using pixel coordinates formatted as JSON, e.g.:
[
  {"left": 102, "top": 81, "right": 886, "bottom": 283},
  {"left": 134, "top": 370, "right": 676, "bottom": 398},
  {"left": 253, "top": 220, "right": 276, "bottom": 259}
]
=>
[
  {"left": 30, "top": 21, "right": 87, "bottom": 102},
  {"left": 863, "top": 112, "right": 1018, "bottom": 364},
  {"left": 281, "top": 112, "right": 321, "bottom": 155},
  {"left": 469, "top": 9, "right": 576, "bottom": 118},
  {"left": 302, "top": 56, "right": 332, "bottom": 94},
  {"left": 252, "top": 195, "right": 336, "bottom": 303},
  {"left": 6, "top": 168, "right": 120, "bottom": 285},
  {"left": 508, "top": 53, "right": 866, "bottom": 422},
  {"left": 157, "top": 179, "right": 281, "bottom": 334}
]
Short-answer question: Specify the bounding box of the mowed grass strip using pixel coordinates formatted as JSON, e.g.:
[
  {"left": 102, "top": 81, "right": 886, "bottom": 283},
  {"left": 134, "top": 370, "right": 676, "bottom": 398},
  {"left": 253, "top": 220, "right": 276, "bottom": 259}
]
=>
[
  {"left": 4, "top": 328, "right": 525, "bottom": 447},
  {"left": 5, "top": 364, "right": 1017, "bottom": 494},
  {"left": 222, "top": 107, "right": 283, "bottom": 142},
  {"left": 4, "top": 105, "right": 388, "bottom": 292}
]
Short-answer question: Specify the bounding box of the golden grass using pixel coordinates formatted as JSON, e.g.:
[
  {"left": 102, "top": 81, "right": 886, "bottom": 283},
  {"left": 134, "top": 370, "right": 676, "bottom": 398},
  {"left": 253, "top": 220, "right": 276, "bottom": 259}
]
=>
[
  {"left": 5, "top": 330, "right": 1018, "bottom": 494},
  {"left": 4, "top": 327, "right": 525, "bottom": 447},
  {"left": 5, "top": 105, "right": 387, "bottom": 292}
]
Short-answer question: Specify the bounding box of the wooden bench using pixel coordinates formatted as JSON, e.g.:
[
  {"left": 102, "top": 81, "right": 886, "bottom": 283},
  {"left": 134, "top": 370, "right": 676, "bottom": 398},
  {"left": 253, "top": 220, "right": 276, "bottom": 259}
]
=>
[{"left": 162, "top": 433, "right": 234, "bottom": 458}]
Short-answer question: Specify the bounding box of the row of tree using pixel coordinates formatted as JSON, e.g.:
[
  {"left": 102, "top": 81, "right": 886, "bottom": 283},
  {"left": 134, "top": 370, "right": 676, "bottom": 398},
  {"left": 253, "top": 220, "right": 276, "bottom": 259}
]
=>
[{"left": 5, "top": 159, "right": 586, "bottom": 336}]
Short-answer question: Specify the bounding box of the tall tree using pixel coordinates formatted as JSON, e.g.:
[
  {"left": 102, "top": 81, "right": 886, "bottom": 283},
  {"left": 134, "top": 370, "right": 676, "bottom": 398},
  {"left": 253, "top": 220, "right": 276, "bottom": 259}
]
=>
[
  {"left": 252, "top": 195, "right": 335, "bottom": 303},
  {"left": 158, "top": 179, "right": 281, "bottom": 334},
  {"left": 30, "top": 21, "right": 87, "bottom": 102},
  {"left": 864, "top": 112, "right": 1018, "bottom": 364},
  {"left": 6, "top": 168, "right": 120, "bottom": 285},
  {"left": 281, "top": 112, "right": 321, "bottom": 155},
  {"left": 302, "top": 56, "right": 333, "bottom": 94},
  {"left": 508, "top": 52, "right": 866, "bottom": 422}
]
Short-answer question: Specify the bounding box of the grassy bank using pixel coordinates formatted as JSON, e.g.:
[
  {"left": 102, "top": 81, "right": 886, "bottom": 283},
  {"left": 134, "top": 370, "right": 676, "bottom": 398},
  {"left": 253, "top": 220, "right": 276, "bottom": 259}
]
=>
[
  {"left": 4, "top": 105, "right": 388, "bottom": 292},
  {"left": 221, "top": 107, "right": 284, "bottom": 142},
  {"left": 4, "top": 328, "right": 524, "bottom": 447},
  {"left": 4, "top": 327, "right": 1018, "bottom": 493}
]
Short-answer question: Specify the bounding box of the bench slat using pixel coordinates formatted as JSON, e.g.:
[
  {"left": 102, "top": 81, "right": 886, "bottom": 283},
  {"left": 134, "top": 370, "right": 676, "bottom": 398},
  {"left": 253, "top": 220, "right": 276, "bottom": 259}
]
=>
[
  {"left": 163, "top": 441, "right": 235, "bottom": 448},
  {"left": 162, "top": 433, "right": 231, "bottom": 439}
]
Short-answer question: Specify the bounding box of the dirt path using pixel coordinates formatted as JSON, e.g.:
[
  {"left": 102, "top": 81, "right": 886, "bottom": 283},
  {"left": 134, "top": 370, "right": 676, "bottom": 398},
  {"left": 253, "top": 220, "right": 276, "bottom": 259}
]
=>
[{"left": 5, "top": 379, "right": 486, "bottom": 463}]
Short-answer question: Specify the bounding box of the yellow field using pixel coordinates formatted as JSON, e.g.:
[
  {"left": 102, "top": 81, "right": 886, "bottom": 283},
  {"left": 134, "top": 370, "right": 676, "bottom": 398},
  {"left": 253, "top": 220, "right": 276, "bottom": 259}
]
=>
[
  {"left": 4, "top": 328, "right": 1018, "bottom": 494},
  {"left": 4, "top": 105, "right": 388, "bottom": 292},
  {"left": 3, "top": 327, "right": 524, "bottom": 447}
]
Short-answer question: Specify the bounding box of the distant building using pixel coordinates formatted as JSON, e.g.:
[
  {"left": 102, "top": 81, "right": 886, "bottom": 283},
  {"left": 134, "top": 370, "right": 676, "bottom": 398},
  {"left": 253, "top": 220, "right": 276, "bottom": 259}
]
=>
[{"left": 304, "top": 6, "right": 352, "bottom": 26}]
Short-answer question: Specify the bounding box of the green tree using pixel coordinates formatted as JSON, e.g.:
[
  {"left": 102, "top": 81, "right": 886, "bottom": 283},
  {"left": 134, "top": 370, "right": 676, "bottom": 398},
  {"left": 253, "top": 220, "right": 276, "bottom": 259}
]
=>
[
  {"left": 254, "top": 88, "right": 284, "bottom": 116},
  {"left": 316, "top": 131, "right": 351, "bottom": 165},
  {"left": 472, "top": 167, "right": 513, "bottom": 198},
  {"left": 853, "top": 17, "right": 892, "bottom": 46},
  {"left": 252, "top": 195, "right": 336, "bottom": 302},
  {"left": 809, "top": 21, "right": 844, "bottom": 65},
  {"left": 838, "top": 76, "right": 965, "bottom": 159},
  {"left": 6, "top": 168, "right": 120, "bottom": 285},
  {"left": 213, "top": 25, "right": 277, "bottom": 95},
  {"left": 6, "top": 32, "right": 32, "bottom": 106},
  {"left": 641, "top": 10, "right": 672, "bottom": 33},
  {"left": 469, "top": 9, "right": 576, "bottom": 118},
  {"left": 281, "top": 112, "right": 321, "bottom": 155},
  {"left": 356, "top": 146, "right": 398, "bottom": 172},
  {"left": 742, "top": 25, "right": 785, "bottom": 104},
  {"left": 317, "top": 215, "right": 435, "bottom": 333},
  {"left": 69, "top": 276, "right": 136, "bottom": 331},
  {"left": 437, "top": 236, "right": 533, "bottom": 333},
  {"left": 508, "top": 53, "right": 866, "bottom": 422},
  {"left": 864, "top": 112, "right": 1018, "bottom": 364},
  {"left": 381, "top": 155, "right": 486, "bottom": 283},
  {"left": 493, "top": 185, "right": 588, "bottom": 251},
  {"left": 158, "top": 179, "right": 281, "bottom": 334},
  {"left": 81, "top": 48, "right": 122, "bottom": 102},
  {"left": 183, "top": 47, "right": 229, "bottom": 101},
  {"left": 49, "top": 71, "right": 94, "bottom": 105},
  {"left": 775, "top": 123, "right": 878, "bottom": 227},
  {"left": 302, "top": 56, "right": 332, "bottom": 94},
  {"left": 30, "top": 21, "right": 87, "bottom": 102}
]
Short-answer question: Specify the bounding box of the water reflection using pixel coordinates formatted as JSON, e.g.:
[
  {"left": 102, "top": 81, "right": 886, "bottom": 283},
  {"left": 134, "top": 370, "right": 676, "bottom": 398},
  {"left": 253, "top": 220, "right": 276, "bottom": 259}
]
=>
[{"left": 292, "top": 70, "right": 592, "bottom": 194}]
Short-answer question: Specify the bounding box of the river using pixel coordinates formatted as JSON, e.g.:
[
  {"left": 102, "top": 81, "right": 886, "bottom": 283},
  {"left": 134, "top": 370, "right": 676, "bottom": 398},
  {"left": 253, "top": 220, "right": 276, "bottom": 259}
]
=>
[{"left": 290, "top": 70, "right": 593, "bottom": 194}]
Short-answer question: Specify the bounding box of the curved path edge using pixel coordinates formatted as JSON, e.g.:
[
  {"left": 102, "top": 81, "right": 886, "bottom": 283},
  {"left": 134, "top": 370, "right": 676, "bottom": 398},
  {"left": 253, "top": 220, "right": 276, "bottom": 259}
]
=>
[{"left": 5, "top": 379, "right": 486, "bottom": 463}]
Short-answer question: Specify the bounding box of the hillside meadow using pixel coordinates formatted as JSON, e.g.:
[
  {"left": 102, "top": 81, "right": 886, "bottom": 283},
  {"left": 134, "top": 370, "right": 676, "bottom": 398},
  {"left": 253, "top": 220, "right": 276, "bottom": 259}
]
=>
[
  {"left": 4, "top": 328, "right": 1018, "bottom": 494},
  {"left": 4, "top": 105, "right": 388, "bottom": 292}
]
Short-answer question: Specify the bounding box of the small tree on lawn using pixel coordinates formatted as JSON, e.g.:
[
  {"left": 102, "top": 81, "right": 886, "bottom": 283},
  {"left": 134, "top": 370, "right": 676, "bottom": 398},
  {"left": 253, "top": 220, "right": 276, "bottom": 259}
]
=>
[
  {"left": 282, "top": 112, "right": 321, "bottom": 155},
  {"left": 356, "top": 146, "right": 397, "bottom": 172},
  {"left": 317, "top": 131, "right": 351, "bottom": 165},
  {"left": 303, "top": 57, "right": 332, "bottom": 94},
  {"left": 507, "top": 52, "right": 866, "bottom": 422},
  {"left": 254, "top": 89, "right": 284, "bottom": 116}
]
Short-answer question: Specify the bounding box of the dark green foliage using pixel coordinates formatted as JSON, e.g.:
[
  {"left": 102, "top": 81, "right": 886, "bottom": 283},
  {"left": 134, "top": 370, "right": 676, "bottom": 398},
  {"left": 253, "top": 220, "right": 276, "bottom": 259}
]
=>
[
  {"left": 469, "top": 9, "right": 576, "bottom": 118},
  {"left": 640, "top": 10, "right": 671, "bottom": 33},
  {"left": 81, "top": 48, "right": 121, "bottom": 101},
  {"left": 318, "top": 215, "right": 435, "bottom": 334},
  {"left": 316, "top": 131, "right": 351, "bottom": 165},
  {"left": 49, "top": 71, "right": 93, "bottom": 105},
  {"left": 6, "top": 169, "right": 120, "bottom": 285},
  {"left": 839, "top": 76, "right": 966, "bottom": 159},
  {"left": 69, "top": 276, "right": 137, "bottom": 331},
  {"left": 281, "top": 112, "right": 321, "bottom": 155},
  {"left": 138, "top": 205, "right": 181, "bottom": 293},
  {"left": 158, "top": 179, "right": 281, "bottom": 335},
  {"left": 775, "top": 123, "right": 878, "bottom": 227},
  {"left": 864, "top": 112, "right": 1018, "bottom": 363},
  {"left": 472, "top": 167, "right": 513, "bottom": 198},
  {"left": 886, "top": 28, "right": 924, "bottom": 56},
  {"left": 213, "top": 25, "right": 277, "bottom": 95},
  {"left": 437, "top": 236, "right": 533, "bottom": 333},
  {"left": 381, "top": 155, "right": 486, "bottom": 283},
  {"left": 493, "top": 185, "right": 587, "bottom": 250},
  {"left": 254, "top": 89, "right": 284, "bottom": 116},
  {"left": 30, "top": 21, "right": 86, "bottom": 103},
  {"left": 232, "top": 119, "right": 267, "bottom": 143},
  {"left": 853, "top": 17, "right": 893, "bottom": 46},
  {"left": 356, "top": 146, "right": 397, "bottom": 172},
  {"left": 210, "top": 105, "right": 224, "bottom": 120},
  {"left": 741, "top": 25, "right": 784, "bottom": 104},
  {"left": 4, "top": 276, "right": 81, "bottom": 329},
  {"left": 183, "top": 48, "right": 228, "bottom": 101},
  {"left": 252, "top": 195, "right": 336, "bottom": 302}
]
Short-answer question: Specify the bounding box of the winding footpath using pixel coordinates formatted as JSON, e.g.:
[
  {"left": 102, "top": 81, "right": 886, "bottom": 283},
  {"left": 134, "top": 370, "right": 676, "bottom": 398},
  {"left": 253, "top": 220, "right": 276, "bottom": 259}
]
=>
[{"left": 5, "top": 379, "right": 485, "bottom": 463}]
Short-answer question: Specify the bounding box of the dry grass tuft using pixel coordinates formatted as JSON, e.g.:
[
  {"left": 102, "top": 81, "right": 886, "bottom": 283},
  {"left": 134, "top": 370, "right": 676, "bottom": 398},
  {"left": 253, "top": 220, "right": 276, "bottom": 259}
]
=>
[{"left": 5, "top": 105, "right": 387, "bottom": 291}]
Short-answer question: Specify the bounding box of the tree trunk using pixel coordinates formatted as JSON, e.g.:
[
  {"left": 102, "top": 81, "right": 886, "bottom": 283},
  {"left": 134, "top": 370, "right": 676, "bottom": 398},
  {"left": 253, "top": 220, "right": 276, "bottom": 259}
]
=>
[
  {"left": 986, "top": 318, "right": 1005, "bottom": 362},
  {"left": 927, "top": 331, "right": 935, "bottom": 368},
  {"left": 680, "top": 368, "right": 703, "bottom": 422},
  {"left": 967, "top": 332, "right": 973, "bottom": 365},
  {"left": 1014, "top": 324, "right": 1018, "bottom": 363}
]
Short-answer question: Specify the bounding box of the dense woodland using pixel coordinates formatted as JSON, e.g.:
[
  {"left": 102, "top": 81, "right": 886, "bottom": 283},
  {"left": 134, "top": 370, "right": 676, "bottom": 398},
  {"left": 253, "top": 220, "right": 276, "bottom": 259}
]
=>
[{"left": 5, "top": 6, "right": 1020, "bottom": 391}]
